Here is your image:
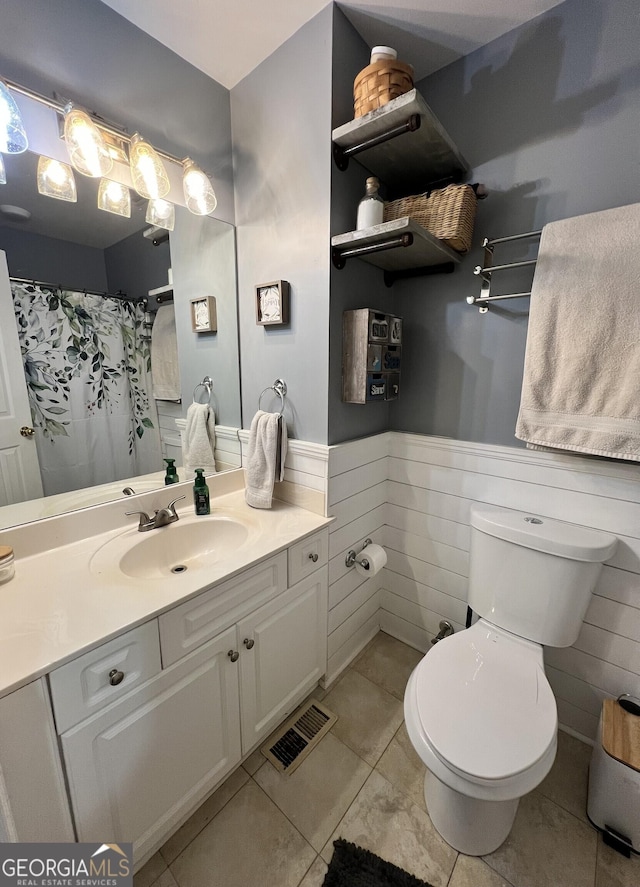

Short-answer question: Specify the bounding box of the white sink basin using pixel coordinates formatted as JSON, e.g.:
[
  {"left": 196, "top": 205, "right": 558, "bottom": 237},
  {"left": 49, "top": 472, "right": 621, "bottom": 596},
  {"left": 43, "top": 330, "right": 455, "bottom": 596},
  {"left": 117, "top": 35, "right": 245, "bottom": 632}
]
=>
[{"left": 90, "top": 511, "right": 257, "bottom": 580}]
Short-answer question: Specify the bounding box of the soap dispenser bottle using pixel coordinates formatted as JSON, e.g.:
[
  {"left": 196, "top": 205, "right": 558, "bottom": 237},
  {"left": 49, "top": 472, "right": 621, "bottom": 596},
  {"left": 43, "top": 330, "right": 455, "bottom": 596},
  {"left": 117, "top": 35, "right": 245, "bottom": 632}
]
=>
[
  {"left": 356, "top": 176, "right": 384, "bottom": 230},
  {"left": 193, "top": 469, "right": 210, "bottom": 515},
  {"left": 164, "top": 458, "right": 179, "bottom": 485}
]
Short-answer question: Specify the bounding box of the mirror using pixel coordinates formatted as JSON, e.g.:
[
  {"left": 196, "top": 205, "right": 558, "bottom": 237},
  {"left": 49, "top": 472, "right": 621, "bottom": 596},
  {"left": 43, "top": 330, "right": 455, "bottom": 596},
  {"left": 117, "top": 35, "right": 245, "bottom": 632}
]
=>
[{"left": 0, "top": 150, "right": 242, "bottom": 530}]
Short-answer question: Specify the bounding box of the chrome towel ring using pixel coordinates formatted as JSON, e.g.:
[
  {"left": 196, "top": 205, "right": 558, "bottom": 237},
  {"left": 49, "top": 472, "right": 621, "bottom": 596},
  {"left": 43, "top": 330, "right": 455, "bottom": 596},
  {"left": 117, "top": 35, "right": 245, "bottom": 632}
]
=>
[
  {"left": 193, "top": 376, "right": 213, "bottom": 404},
  {"left": 258, "top": 378, "right": 287, "bottom": 415}
]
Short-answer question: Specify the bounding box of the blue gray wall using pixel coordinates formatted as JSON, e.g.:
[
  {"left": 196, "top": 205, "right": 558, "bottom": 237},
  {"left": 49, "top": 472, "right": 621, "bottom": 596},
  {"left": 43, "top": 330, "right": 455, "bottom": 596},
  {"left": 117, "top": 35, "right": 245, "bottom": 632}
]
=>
[
  {"left": 0, "top": 226, "right": 108, "bottom": 291},
  {"left": 232, "top": 6, "right": 333, "bottom": 443},
  {"left": 104, "top": 229, "right": 171, "bottom": 299},
  {"left": 381, "top": 0, "right": 640, "bottom": 447}
]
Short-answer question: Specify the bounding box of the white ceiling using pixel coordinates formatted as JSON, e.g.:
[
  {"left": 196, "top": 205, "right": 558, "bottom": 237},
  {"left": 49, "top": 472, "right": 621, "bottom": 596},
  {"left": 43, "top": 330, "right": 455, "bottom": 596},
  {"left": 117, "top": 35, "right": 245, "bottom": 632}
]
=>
[{"left": 99, "top": 0, "right": 568, "bottom": 90}]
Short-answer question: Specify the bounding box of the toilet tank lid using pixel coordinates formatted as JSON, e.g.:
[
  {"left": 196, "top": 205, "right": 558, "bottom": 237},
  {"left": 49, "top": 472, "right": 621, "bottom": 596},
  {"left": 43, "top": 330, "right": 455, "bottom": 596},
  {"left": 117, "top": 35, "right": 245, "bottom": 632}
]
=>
[{"left": 470, "top": 506, "right": 617, "bottom": 562}]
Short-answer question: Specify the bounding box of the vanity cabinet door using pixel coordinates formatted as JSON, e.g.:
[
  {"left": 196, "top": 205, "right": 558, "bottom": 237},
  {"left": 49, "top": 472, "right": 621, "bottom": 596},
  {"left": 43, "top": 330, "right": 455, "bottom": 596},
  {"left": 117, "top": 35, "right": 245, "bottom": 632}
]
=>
[
  {"left": 237, "top": 566, "right": 328, "bottom": 754},
  {"left": 60, "top": 627, "right": 241, "bottom": 862}
]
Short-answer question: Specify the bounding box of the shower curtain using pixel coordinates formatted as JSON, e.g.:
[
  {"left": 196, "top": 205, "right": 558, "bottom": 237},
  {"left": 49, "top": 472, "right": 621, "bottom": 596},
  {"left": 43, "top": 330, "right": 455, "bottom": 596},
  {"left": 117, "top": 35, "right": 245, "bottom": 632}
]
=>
[{"left": 11, "top": 282, "right": 161, "bottom": 497}]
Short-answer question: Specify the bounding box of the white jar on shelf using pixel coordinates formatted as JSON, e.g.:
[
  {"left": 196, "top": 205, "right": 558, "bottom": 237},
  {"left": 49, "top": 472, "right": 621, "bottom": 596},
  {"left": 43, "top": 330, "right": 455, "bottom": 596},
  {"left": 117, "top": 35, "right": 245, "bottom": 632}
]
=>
[{"left": 356, "top": 176, "right": 384, "bottom": 230}]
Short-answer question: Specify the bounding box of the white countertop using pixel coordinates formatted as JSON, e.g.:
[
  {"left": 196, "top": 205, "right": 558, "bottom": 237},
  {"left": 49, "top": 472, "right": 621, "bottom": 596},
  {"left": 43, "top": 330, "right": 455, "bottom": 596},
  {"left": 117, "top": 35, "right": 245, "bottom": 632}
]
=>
[{"left": 0, "top": 485, "right": 331, "bottom": 699}]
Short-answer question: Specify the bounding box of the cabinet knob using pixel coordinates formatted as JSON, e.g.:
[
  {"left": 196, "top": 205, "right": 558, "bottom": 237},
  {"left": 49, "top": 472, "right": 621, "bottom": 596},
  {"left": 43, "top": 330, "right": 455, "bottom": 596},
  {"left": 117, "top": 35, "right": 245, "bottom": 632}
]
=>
[
  {"left": 109, "top": 668, "right": 124, "bottom": 686},
  {"left": 243, "top": 638, "right": 255, "bottom": 650},
  {"left": 228, "top": 650, "right": 239, "bottom": 662},
  {"left": 308, "top": 552, "right": 319, "bottom": 563}
]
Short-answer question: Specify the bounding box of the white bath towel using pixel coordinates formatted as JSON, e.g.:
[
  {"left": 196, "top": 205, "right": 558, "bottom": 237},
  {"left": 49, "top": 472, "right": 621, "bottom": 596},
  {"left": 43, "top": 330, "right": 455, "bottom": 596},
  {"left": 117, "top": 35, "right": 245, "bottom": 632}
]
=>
[
  {"left": 515, "top": 202, "right": 640, "bottom": 461},
  {"left": 151, "top": 305, "right": 181, "bottom": 400},
  {"left": 244, "top": 411, "right": 288, "bottom": 509},
  {"left": 183, "top": 402, "right": 217, "bottom": 477}
]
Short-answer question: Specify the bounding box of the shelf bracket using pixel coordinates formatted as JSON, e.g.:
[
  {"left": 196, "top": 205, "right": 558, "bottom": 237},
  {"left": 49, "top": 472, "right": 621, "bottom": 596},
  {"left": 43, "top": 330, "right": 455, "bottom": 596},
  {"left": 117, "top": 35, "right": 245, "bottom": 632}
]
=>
[
  {"left": 384, "top": 262, "right": 455, "bottom": 287},
  {"left": 332, "top": 114, "right": 421, "bottom": 171},
  {"left": 332, "top": 233, "right": 413, "bottom": 270}
]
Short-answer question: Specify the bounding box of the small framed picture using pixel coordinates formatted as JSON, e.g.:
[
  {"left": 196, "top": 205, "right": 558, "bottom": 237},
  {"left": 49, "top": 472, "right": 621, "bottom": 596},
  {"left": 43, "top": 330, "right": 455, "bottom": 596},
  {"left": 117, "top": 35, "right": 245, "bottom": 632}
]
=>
[
  {"left": 190, "top": 296, "right": 217, "bottom": 333},
  {"left": 256, "top": 280, "right": 290, "bottom": 326}
]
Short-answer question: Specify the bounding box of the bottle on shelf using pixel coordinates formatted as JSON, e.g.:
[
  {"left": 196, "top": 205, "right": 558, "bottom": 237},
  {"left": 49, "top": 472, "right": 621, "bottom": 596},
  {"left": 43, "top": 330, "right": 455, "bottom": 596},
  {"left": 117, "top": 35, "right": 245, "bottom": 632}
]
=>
[{"left": 356, "top": 176, "right": 384, "bottom": 230}]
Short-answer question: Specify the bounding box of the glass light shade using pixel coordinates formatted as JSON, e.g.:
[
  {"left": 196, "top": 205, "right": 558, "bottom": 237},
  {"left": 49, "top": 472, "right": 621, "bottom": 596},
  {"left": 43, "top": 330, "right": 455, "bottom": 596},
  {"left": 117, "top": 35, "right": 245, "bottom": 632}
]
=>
[
  {"left": 146, "top": 198, "right": 175, "bottom": 231},
  {"left": 0, "top": 154, "right": 5, "bottom": 185},
  {"left": 63, "top": 104, "right": 113, "bottom": 178},
  {"left": 182, "top": 158, "right": 217, "bottom": 215},
  {"left": 129, "top": 133, "right": 169, "bottom": 199},
  {"left": 0, "top": 81, "right": 28, "bottom": 154},
  {"left": 37, "top": 157, "right": 77, "bottom": 202},
  {"left": 97, "top": 179, "right": 131, "bottom": 217}
]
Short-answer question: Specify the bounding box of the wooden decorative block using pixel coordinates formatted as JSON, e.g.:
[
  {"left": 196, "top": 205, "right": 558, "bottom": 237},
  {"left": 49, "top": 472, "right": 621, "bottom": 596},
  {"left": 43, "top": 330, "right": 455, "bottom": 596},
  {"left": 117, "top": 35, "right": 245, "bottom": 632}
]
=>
[
  {"left": 190, "top": 296, "right": 217, "bottom": 332},
  {"left": 256, "top": 280, "right": 290, "bottom": 326},
  {"left": 343, "top": 308, "right": 402, "bottom": 403}
]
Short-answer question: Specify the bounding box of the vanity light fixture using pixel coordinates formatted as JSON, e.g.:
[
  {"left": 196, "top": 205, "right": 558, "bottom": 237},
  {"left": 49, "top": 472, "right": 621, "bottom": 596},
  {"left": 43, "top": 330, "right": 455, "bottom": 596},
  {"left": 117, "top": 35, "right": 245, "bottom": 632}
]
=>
[
  {"left": 146, "top": 197, "right": 175, "bottom": 231},
  {"left": 129, "top": 133, "right": 170, "bottom": 200},
  {"left": 37, "top": 156, "right": 77, "bottom": 202},
  {"left": 0, "top": 80, "right": 28, "bottom": 154},
  {"left": 63, "top": 103, "right": 113, "bottom": 178},
  {"left": 97, "top": 179, "right": 131, "bottom": 217},
  {"left": 182, "top": 158, "right": 217, "bottom": 215},
  {"left": 0, "top": 155, "right": 6, "bottom": 185}
]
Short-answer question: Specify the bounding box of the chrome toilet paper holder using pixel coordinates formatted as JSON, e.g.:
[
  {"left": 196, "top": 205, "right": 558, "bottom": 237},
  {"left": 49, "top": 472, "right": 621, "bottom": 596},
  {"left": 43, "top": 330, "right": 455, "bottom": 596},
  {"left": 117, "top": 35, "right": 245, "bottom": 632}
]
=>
[{"left": 345, "top": 538, "right": 372, "bottom": 568}]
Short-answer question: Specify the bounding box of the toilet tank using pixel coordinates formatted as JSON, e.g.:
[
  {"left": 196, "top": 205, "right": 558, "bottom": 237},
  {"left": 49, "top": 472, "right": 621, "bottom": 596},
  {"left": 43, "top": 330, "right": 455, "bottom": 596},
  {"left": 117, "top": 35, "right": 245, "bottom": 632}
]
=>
[{"left": 468, "top": 506, "right": 617, "bottom": 647}]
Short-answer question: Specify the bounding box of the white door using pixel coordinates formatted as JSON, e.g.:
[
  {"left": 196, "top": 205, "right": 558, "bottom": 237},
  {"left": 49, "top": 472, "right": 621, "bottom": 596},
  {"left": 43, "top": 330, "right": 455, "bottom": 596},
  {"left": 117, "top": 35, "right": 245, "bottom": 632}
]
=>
[
  {"left": 0, "top": 251, "right": 43, "bottom": 505},
  {"left": 61, "top": 627, "right": 242, "bottom": 861},
  {"left": 238, "top": 567, "right": 328, "bottom": 753}
]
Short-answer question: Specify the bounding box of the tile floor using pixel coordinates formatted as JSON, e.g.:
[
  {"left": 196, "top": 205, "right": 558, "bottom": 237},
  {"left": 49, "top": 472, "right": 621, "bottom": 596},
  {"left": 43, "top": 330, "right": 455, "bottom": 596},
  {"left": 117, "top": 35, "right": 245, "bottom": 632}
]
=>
[{"left": 134, "top": 631, "right": 640, "bottom": 887}]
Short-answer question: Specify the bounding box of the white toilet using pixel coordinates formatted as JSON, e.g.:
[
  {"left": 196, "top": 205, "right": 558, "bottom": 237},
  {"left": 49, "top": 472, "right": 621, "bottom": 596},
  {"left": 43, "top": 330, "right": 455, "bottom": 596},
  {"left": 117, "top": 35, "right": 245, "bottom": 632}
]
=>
[{"left": 404, "top": 505, "right": 617, "bottom": 856}]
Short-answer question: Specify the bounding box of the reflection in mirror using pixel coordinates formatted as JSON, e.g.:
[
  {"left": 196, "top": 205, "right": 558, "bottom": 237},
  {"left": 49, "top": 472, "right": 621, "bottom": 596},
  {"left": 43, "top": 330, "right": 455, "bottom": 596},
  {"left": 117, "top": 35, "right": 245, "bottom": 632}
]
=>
[{"left": 0, "top": 151, "right": 241, "bottom": 530}]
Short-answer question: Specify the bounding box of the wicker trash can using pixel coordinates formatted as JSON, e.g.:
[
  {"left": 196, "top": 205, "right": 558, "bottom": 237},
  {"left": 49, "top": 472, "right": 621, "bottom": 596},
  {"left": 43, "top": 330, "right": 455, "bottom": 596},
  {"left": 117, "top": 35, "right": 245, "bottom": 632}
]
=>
[{"left": 587, "top": 696, "right": 640, "bottom": 855}]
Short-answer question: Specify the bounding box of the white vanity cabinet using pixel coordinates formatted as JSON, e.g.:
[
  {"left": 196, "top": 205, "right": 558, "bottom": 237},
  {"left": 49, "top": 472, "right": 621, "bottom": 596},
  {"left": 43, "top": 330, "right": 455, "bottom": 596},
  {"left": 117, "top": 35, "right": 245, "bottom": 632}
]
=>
[{"left": 48, "top": 529, "right": 329, "bottom": 865}]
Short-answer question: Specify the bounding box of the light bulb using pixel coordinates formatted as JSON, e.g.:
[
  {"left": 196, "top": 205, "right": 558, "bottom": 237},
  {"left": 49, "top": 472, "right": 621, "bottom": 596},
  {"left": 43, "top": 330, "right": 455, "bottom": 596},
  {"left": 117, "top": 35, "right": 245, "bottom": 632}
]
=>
[
  {"left": 129, "top": 133, "right": 169, "bottom": 199},
  {"left": 63, "top": 103, "right": 113, "bottom": 178},
  {"left": 0, "top": 81, "right": 28, "bottom": 154},
  {"left": 146, "top": 198, "right": 175, "bottom": 231},
  {"left": 37, "top": 157, "right": 77, "bottom": 202},
  {"left": 97, "top": 179, "right": 131, "bottom": 217},
  {"left": 182, "top": 158, "right": 217, "bottom": 215}
]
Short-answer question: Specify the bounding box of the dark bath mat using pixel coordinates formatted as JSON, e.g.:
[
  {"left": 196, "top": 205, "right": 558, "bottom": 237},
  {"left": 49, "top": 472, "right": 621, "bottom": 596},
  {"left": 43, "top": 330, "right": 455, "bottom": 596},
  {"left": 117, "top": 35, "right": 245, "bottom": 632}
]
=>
[{"left": 322, "top": 839, "right": 434, "bottom": 887}]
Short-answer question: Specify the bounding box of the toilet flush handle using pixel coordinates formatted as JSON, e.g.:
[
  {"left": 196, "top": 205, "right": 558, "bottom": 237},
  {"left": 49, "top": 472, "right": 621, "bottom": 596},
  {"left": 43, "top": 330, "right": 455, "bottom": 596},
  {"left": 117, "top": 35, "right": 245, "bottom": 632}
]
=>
[{"left": 431, "top": 620, "right": 454, "bottom": 645}]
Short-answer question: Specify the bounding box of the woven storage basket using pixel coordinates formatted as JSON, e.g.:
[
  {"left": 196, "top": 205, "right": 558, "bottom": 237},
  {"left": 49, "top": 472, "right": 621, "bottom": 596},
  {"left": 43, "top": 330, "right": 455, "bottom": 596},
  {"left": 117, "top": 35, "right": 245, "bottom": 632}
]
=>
[
  {"left": 353, "top": 60, "right": 414, "bottom": 118},
  {"left": 383, "top": 184, "right": 477, "bottom": 253}
]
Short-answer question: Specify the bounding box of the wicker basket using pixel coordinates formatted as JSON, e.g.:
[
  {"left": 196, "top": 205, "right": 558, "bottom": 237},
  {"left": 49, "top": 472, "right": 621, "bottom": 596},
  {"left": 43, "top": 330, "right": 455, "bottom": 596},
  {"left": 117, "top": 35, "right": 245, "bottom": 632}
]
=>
[
  {"left": 383, "top": 184, "right": 477, "bottom": 253},
  {"left": 353, "top": 60, "right": 414, "bottom": 118}
]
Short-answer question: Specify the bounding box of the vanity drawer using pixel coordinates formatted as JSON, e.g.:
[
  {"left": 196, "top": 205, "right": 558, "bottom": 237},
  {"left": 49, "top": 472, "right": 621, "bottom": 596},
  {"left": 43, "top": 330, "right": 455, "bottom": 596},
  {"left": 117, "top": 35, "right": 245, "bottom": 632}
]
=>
[
  {"left": 288, "top": 530, "right": 328, "bottom": 586},
  {"left": 49, "top": 620, "right": 161, "bottom": 734},
  {"left": 159, "top": 552, "right": 287, "bottom": 667}
]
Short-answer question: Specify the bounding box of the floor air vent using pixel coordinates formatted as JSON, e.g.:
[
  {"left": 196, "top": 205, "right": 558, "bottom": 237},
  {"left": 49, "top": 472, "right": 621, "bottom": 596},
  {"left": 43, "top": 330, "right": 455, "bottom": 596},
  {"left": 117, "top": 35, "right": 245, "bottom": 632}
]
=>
[{"left": 261, "top": 699, "right": 337, "bottom": 775}]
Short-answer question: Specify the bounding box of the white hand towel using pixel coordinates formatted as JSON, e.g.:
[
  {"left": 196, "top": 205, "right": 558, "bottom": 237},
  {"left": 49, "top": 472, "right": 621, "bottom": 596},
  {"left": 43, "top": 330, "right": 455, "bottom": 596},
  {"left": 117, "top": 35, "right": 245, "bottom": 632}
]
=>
[
  {"left": 244, "top": 411, "right": 288, "bottom": 509},
  {"left": 151, "top": 304, "right": 181, "bottom": 400},
  {"left": 516, "top": 202, "right": 640, "bottom": 461},
  {"left": 183, "top": 402, "right": 217, "bottom": 477}
]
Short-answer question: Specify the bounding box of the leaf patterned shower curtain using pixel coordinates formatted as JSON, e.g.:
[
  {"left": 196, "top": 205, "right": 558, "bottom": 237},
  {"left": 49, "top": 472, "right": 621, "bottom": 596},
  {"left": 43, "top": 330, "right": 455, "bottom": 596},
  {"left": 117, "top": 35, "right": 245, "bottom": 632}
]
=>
[{"left": 11, "top": 282, "right": 162, "bottom": 497}]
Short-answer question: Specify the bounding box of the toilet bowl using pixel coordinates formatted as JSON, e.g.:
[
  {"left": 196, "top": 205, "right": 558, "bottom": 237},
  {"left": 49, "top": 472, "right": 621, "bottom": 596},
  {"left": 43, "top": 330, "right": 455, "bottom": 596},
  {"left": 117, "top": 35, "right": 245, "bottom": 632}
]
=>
[
  {"left": 403, "top": 505, "right": 617, "bottom": 856},
  {"left": 404, "top": 619, "right": 557, "bottom": 855}
]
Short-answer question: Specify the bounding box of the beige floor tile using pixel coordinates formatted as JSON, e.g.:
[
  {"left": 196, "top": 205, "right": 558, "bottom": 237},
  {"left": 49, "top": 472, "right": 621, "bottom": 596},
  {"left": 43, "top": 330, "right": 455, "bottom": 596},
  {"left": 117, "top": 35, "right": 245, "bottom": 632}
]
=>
[
  {"left": 376, "top": 722, "right": 427, "bottom": 811},
  {"left": 351, "top": 630, "right": 423, "bottom": 700},
  {"left": 160, "top": 765, "right": 249, "bottom": 864},
  {"left": 322, "top": 669, "right": 404, "bottom": 766},
  {"left": 241, "top": 747, "right": 265, "bottom": 776},
  {"left": 321, "top": 769, "right": 457, "bottom": 887},
  {"left": 535, "top": 729, "right": 592, "bottom": 822},
  {"left": 149, "top": 870, "right": 178, "bottom": 887},
  {"left": 450, "top": 855, "right": 515, "bottom": 887},
  {"left": 254, "top": 731, "right": 371, "bottom": 851},
  {"left": 134, "top": 853, "right": 166, "bottom": 887},
  {"left": 483, "top": 791, "right": 597, "bottom": 887},
  {"left": 595, "top": 838, "right": 640, "bottom": 887},
  {"left": 298, "top": 856, "right": 328, "bottom": 887},
  {"left": 170, "top": 781, "right": 315, "bottom": 887}
]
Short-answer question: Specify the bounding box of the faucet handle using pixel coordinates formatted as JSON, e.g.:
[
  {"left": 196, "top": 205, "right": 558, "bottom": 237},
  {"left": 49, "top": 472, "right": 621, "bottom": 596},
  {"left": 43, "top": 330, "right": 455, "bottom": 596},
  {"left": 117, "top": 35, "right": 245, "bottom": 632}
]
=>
[
  {"left": 166, "top": 495, "right": 186, "bottom": 515},
  {"left": 125, "top": 509, "right": 153, "bottom": 530}
]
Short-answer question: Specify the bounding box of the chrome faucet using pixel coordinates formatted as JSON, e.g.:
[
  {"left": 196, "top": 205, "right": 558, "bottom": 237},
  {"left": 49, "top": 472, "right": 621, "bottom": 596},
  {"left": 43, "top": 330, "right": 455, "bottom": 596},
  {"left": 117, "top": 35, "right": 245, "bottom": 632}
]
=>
[{"left": 126, "top": 495, "right": 186, "bottom": 532}]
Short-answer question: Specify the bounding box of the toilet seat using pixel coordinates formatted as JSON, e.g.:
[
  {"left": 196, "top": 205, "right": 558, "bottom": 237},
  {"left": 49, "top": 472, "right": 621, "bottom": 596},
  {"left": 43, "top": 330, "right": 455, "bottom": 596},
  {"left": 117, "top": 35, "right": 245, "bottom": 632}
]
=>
[{"left": 414, "top": 620, "right": 557, "bottom": 784}]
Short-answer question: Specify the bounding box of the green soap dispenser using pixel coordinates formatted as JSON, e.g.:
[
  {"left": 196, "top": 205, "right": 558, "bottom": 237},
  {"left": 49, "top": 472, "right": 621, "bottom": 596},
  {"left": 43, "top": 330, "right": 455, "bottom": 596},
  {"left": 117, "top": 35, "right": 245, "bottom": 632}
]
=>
[
  {"left": 164, "top": 458, "right": 179, "bottom": 485},
  {"left": 193, "top": 469, "right": 210, "bottom": 515}
]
